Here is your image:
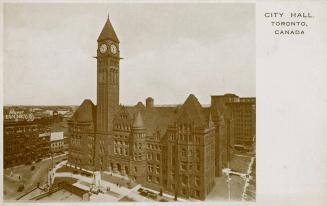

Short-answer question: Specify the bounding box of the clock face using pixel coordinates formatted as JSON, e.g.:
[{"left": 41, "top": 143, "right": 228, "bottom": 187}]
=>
[
  {"left": 110, "top": 44, "right": 117, "bottom": 54},
  {"left": 99, "top": 44, "right": 107, "bottom": 53}
]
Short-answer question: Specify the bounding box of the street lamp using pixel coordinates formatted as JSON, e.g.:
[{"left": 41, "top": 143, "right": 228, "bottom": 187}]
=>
[{"left": 222, "top": 168, "right": 231, "bottom": 201}]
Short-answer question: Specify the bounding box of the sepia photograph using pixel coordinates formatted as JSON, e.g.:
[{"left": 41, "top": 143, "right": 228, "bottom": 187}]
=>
[{"left": 3, "top": 2, "right": 256, "bottom": 202}]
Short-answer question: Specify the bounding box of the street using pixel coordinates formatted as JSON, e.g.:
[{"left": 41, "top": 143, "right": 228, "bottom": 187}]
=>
[{"left": 4, "top": 153, "right": 67, "bottom": 200}]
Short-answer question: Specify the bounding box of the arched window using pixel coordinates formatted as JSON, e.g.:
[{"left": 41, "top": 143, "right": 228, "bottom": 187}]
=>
[{"left": 182, "top": 148, "right": 187, "bottom": 157}]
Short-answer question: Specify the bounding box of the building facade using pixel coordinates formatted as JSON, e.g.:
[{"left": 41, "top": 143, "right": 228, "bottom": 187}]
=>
[
  {"left": 227, "top": 98, "right": 256, "bottom": 151},
  {"left": 4, "top": 120, "right": 50, "bottom": 168},
  {"left": 50, "top": 132, "right": 65, "bottom": 153},
  {"left": 67, "top": 16, "right": 255, "bottom": 200}
]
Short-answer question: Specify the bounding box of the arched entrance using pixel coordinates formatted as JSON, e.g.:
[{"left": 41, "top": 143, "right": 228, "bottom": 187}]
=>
[{"left": 117, "top": 163, "right": 121, "bottom": 173}]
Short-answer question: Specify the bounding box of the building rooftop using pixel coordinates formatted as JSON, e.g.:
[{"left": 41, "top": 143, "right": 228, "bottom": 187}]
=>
[
  {"left": 50, "top": 132, "right": 64, "bottom": 141},
  {"left": 70, "top": 99, "right": 96, "bottom": 123}
]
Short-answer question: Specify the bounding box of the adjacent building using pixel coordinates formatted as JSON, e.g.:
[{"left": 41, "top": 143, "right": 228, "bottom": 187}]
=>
[
  {"left": 50, "top": 132, "right": 65, "bottom": 154},
  {"left": 227, "top": 98, "right": 256, "bottom": 151},
  {"left": 4, "top": 119, "right": 51, "bottom": 168}
]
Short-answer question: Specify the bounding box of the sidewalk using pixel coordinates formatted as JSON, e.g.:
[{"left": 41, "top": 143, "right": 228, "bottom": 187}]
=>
[{"left": 139, "top": 185, "right": 188, "bottom": 202}]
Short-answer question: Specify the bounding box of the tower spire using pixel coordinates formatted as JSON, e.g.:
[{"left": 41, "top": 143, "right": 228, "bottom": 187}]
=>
[{"left": 97, "top": 13, "right": 119, "bottom": 42}]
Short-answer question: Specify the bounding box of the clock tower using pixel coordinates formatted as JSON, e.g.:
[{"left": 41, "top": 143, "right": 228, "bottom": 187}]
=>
[{"left": 96, "top": 16, "right": 120, "bottom": 133}]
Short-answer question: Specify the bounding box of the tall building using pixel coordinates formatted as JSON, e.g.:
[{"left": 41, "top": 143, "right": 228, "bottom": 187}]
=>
[
  {"left": 227, "top": 98, "right": 256, "bottom": 151},
  {"left": 68, "top": 16, "right": 255, "bottom": 200},
  {"left": 210, "top": 94, "right": 240, "bottom": 176},
  {"left": 210, "top": 94, "right": 256, "bottom": 173},
  {"left": 4, "top": 119, "right": 51, "bottom": 168}
]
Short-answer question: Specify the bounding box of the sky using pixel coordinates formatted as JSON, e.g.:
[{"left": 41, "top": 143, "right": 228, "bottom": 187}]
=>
[{"left": 4, "top": 3, "right": 255, "bottom": 106}]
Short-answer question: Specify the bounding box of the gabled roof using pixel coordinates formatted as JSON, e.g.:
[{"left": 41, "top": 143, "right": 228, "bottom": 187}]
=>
[
  {"left": 176, "top": 94, "right": 206, "bottom": 127},
  {"left": 125, "top": 105, "right": 177, "bottom": 137},
  {"left": 71, "top": 99, "right": 96, "bottom": 123},
  {"left": 97, "top": 17, "right": 119, "bottom": 42},
  {"left": 119, "top": 94, "right": 212, "bottom": 139}
]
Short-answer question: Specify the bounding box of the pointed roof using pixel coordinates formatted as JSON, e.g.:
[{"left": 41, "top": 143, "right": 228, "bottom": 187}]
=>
[
  {"left": 71, "top": 99, "right": 96, "bottom": 123},
  {"left": 97, "top": 16, "right": 119, "bottom": 42},
  {"left": 177, "top": 94, "right": 206, "bottom": 127},
  {"left": 133, "top": 112, "right": 144, "bottom": 128}
]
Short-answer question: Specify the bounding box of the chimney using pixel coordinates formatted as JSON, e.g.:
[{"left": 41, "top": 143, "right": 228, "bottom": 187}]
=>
[{"left": 146, "top": 97, "right": 154, "bottom": 109}]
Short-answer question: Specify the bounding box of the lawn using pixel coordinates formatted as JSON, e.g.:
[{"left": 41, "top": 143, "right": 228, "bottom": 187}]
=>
[
  {"left": 52, "top": 177, "right": 78, "bottom": 187},
  {"left": 56, "top": 165, "right": 93, "bottom": 177},
  {"left": 56, "top": 165, "right": 76, "bottom": 173}
]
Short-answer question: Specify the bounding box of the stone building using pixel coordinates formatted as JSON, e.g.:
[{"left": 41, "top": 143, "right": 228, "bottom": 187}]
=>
[
  {"left": 68, "top": 16, "right": 255, "bottom": 200},
  {"left": 68, "top": 99, "right": 96, "bottom": 171}
]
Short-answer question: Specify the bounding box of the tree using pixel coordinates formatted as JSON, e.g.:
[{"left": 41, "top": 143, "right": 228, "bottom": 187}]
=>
[{"left": 159, "top": 188, "right": 163, "bottom": 196}]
